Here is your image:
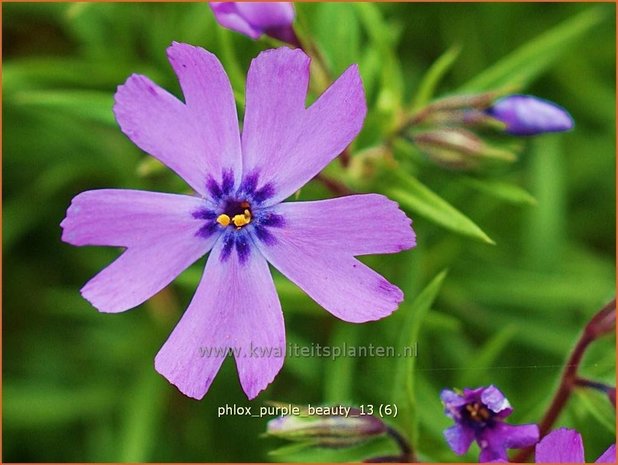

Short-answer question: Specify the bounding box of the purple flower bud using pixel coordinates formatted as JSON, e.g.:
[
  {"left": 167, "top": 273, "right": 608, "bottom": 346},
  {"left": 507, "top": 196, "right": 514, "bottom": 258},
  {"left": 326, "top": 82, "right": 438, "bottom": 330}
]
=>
[
  {"left": 535, "top": 428, "right": 615, "bottom": 463},
  {"left": 441, "top": 385, "right": 539, "bottom": 462},
  {"left": 486, "top": 95, "right": 574, "bottom": 136},
  {"left": 210, "top": 2, "right": 296, "bottom": 43}
]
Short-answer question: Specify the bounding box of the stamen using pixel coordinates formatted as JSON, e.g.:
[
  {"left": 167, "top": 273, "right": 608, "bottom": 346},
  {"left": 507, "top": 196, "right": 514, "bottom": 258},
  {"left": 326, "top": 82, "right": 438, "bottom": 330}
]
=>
[
  {"left": 232, "top": 209, "right": 252, "bottom": 228},
  {"left": 217, "top": 214, "right": 231, "bottom": 227},
  {"left": 464, "top": 402, "right": 491, "bottom": 422}
]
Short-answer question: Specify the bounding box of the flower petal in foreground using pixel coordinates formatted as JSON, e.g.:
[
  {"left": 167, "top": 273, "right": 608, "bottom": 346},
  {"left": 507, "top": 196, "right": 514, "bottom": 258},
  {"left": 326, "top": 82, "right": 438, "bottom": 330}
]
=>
[
  {"left": 154, "top": 237, "right": 285, "bottom": 400},
  {"left": 441, "top": 385, "right": 539, "bottom": 462},
  {"left": 62, "top": 43, "right": 415, "bottom": 400},
  {"left": 487, "top": 94, "right": 574, "bottom": 136},
  {"left": 61, "top": 189, "right": 218, "bottom": 313},
  {"left": 535, "top": 428, "right": 616, "bottom": 463}
]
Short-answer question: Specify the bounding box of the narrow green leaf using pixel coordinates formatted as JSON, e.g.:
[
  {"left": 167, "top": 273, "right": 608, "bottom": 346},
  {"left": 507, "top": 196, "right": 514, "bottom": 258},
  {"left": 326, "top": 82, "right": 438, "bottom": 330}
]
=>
[
  {"left": 393, "top": 270, "right": 448, "bottom": 443},
  {"left": 411, "top": 44, "right": 462, "bottom": 109},
  {"left": 459, "top": 324, "right": 519, "bottom": 386},
  {"left": 386, "top": 171, "right": 495, "bottom": 244},
  {"left": 462, "top": 177, "right": 538, "bottom": 206},
  {"left": 4, "top": 162, "right": 99, "bottom": 250},
  {"left": 573, "top": 390, "right": 616, "bottom": 433},
  {"left": 355, "top": 2, "right": 404, "bottom": 116},
  {"left": 10, "top": 90, "right": 115, "bottom": 125},
  {"left": 314, "top": 3, "right": 360, "bottom": 77},
  {"left": 525, "top": 136, "right": 566, "bottom": 270},
  {"left": 4, "top": 384, "right": 115, "bottom": 429},
  {"left": 119, "top": 368, "right": 167, "bottom": 462},
  {"left": 460, "top": 7, "right": 607, "bottom": 91},
  {"left": 216, "top": 27, "right": 246, "bottom": 107},
  {"left": 323, "top": 325, "right": 359, "bottom": 403}
]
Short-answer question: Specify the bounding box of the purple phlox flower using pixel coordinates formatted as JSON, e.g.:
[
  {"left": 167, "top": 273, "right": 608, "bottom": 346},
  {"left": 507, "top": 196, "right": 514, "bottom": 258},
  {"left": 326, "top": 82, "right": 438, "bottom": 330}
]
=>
[
  {"left": 486, "top": 94, "right": 574, "bottom": 136},
  {"left": 535, "top": 428, "right": 616, "bottom": 463},
  {"left": 441, "top": 385, "right": 539, "bottom": 462},
  {"left": 210, "top": 2, "right": 296, "bottom": 43},
  {"left": 61, "top": 43, "right": 415, "bottom": 400}
]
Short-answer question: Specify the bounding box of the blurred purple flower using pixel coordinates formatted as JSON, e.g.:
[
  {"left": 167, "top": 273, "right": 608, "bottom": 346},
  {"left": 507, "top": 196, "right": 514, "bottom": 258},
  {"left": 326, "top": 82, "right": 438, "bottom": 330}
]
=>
[
  {"left": 61, "top": 43, "right": 415, "bottom": 400},
  {"left": 210, "top": 2, "right": 296, "bottom": 43},
  {"left": 486, "top": 94, "right": 574, "bottom": 136},
  {"left": 441, "top": 385, "right": 539, "bottom": 462},
  {"left": 535, "top": 428, "right": 615, "bottom": 463}
]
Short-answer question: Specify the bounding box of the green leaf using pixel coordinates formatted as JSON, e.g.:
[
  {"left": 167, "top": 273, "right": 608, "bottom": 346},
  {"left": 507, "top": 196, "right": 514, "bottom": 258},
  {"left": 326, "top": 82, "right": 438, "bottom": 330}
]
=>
[
  {"left": 355, "top": 2, "right": 404, "bottom": 117},
  {"left": 411, "top": 44, "right": 462, "bottom": 109},
  {"left": 9, "top": 90, "right": 115, "bottom": 125},
  {"left": 216, "top": 27, "right": 246, "bottom": 107},
  {"left": 3, "top": 162, "right": 100, "bottom": 250},
  {"left": 4, "top": 384, "right": 116, "bottom": 429},
  {"left": 314, "top": 3, "right": 360, "bottom": 77},
  {"left": 524, "top": 136, "right": 566, "bottom": 270},
  {"left": 323, "top": 325, "right": 359, "bottom": 403},
  {"left": 573, "top": 390, "right": 616, "bottom": 433},
  {"left": 386, "top": 171, "right": 495, "bottom": 244},
  {"left": 119, "top": 368, "right": 167, "bottom": 462},
  {"left": 459, "top": 7, "right": 608, "bottom": 92},
  {"left": 393, "top": 270, "right": 448, "bottom": 443},
  {"left": 459, "top": 324, "right": 519, "bottom": 386},
  {"left": 462, "top": 177, "right": 538, "bottom": 206}
]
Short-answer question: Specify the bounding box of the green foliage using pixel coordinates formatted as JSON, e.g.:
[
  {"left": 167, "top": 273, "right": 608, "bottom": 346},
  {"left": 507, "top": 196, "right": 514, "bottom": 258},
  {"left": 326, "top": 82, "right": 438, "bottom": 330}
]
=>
[
  {"left": 393, "top": 270, "right": 448, "bottom": 444},
  {"left": 3, "top": 2, "right": 615, "bottom": 463}
]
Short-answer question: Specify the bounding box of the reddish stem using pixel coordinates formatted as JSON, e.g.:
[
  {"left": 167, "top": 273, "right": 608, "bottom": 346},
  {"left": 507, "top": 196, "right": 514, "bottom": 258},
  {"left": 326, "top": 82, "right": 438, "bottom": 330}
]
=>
[
  {"left": 314, "top": 173, "right": 354, "bottom": 196},
  {"left": 513, "top": 298, "right": 616, "bottom": 462}
]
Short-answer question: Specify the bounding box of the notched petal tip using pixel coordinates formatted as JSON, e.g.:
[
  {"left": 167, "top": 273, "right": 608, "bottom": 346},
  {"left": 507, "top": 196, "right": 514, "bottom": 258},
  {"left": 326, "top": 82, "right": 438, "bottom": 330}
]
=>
[
  {"left": 239, "top": 366, "right": 282, "bottom": 400},
  {"left": 369, "top": 193, "right": 417, "bottom": 251},
  {"left": 80, "top": 275, "right": 136, "bottom": 314},
  {"left": 60, "top": 192, "right": 90, "bottom": 246},
  {"left": 251, "top": 46, "right": 311, "bottom": 74},
  {"left": 341, "top": 277, "right": 403, "bottom": 324},
  {"left": 329, "top": 62, "right": 367, "bottom": 120},
  {"left": 79, "top": 282, "right": 116, "bottom": 314},
  {"left": 113, "top": 74, "right": 160, "bottom": 120},
  {"left": 166, "top": 41, "right": 218, "bottom": 65},
  {"left": 153, "top": 356, "right": 209, "bottom": 401}
]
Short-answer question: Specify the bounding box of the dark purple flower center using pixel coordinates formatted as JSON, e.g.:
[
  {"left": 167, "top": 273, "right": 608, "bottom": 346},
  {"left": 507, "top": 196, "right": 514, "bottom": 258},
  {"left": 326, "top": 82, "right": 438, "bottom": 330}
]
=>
[
  {"left": 216, "top": 199, "right": 253, "bottom": 229},
  {"left": 461, "top": 402, "right": 493, "bottom": 427},
  {"left": 223, "top": 199, "right": 252, "bottom": 218},
  {"left": 192, "top": 170, "right": 285, "bottom": 264}
]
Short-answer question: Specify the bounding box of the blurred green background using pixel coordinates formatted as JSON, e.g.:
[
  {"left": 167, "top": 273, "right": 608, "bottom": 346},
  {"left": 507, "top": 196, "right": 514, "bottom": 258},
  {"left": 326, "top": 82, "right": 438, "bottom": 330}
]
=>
[{"left": 3, "top": 2, "right": 615, "bottom": 462}]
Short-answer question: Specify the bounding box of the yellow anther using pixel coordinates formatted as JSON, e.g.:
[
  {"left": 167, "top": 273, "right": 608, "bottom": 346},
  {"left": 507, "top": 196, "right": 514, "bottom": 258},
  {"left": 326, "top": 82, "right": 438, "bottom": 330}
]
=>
[
  {"left": 232, "top": 210, "right": 251, "bottom": 228},
  {"left": 216, "top": 214, "right": 231, "bottom": 227}
]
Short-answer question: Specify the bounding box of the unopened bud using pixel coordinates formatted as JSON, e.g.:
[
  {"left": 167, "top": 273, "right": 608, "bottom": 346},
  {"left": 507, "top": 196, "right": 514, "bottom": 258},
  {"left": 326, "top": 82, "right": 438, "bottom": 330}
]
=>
[
  {"left": 266, "top": 407, "right": 387, "bottom": 448},
  {"left": 486, "top": 95, "right": 574, "bottom": 136},
  {"left": 414, "top": 128, "right": 484, "bottom": 156},
  {"left": 424, "top": 88, "right": 514, "bottom": 113},
  {"left": 419, "top": 109, "right": 506, "bottom": 131},
  {"left": 413, "top": 128, "right": 516, "bottom": 169}
]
